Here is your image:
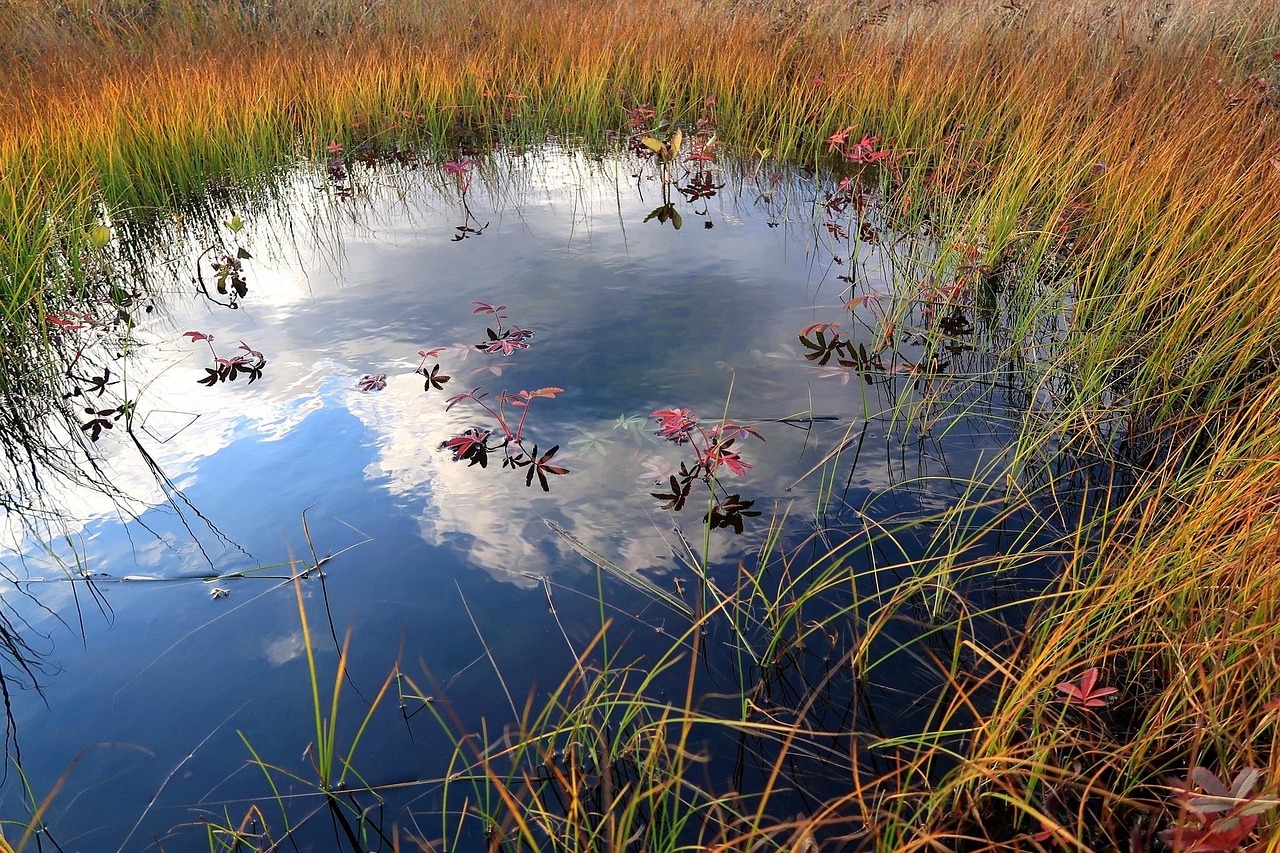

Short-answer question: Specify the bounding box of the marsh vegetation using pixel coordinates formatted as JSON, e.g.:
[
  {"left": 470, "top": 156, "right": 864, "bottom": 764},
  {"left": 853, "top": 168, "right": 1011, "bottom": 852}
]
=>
[{"left": 2, "top": 0, "right": 1280, "bottom": 850}]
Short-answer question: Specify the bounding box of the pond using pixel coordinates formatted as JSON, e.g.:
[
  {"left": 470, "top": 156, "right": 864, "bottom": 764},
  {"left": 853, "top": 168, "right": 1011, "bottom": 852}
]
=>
[{"left": 0, "top": 142, "right": 1070, "bottom": 849}]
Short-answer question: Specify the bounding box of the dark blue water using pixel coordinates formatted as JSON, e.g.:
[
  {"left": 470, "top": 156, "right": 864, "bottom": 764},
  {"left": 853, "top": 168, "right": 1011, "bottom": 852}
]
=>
[{"left": 0, "top": 148, "right": 1054, "bottom": 849}]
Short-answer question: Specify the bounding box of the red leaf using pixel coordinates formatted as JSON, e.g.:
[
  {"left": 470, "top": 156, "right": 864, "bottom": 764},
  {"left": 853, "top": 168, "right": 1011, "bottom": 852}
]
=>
[
  {"left": 1055, "top": 667, "right": 1118, "bottom": 708},
  {"left": 523, "top": 387, "right": 564, "bottom": 400}
]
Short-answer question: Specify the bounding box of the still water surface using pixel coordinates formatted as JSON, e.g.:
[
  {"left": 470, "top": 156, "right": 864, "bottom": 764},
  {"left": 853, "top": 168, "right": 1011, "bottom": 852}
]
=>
[{"left": 0, "top": 148, "right": 1046, "bottom": 848}]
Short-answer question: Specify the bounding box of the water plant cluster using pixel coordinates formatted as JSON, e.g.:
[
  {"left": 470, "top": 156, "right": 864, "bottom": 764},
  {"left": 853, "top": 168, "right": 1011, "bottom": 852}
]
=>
[{"left": 3, "top": 0, "right": 1280, "bottom": 850}]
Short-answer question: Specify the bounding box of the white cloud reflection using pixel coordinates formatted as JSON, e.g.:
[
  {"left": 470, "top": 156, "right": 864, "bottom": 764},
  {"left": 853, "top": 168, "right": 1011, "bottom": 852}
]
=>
[{"left": 6, "top": 149, "right": 968, "bottom": 589}]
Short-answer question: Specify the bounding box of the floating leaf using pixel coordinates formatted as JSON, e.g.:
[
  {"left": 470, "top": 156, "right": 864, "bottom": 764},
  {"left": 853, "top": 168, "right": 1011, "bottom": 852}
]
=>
[{"left": 357, "top": 373, "right": 387, "bottom": 393}]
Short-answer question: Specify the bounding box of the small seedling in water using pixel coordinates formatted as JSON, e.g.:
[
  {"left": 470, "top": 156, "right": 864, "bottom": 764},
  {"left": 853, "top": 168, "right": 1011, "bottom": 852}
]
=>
[
  {"left": 427, "top": 302, "right": 570, "bottom": 490},
  {"left": 648, "top": 408, "right": 764, "bottom": 532},
  {"left": 184, "top": 331, "right": 267, "bottom": 386},
  {"left": 357, "top": 373, "right": 387, "bottom": 392}
]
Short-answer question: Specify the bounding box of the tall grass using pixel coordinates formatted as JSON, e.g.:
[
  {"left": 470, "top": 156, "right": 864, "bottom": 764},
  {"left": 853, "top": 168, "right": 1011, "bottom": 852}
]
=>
[{"left": 5, "top": 0, "right": 1280, "bottom": 849}]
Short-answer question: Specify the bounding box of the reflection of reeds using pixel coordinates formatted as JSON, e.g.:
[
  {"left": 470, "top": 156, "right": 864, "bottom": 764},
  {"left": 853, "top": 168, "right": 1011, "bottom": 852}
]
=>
[{"left": 5, "top": 0, "right": 1280, "bottom": 848}]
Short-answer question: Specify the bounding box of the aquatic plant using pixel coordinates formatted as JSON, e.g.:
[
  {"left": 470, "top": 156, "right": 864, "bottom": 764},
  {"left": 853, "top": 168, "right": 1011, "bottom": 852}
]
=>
[
  {"left": 647, "top": 408, "right": 763, "bottom": 533},
  {"left": 414, "top": 301, "right": 572, "bottom": 490},
  {"left": 183, "top": 331, "right": 267, "bottom": 386}
]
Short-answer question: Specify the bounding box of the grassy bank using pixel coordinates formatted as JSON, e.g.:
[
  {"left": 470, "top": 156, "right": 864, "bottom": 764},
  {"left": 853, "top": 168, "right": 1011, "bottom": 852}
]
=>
[{"left": 4, "top": 0, "right": 1280, "bottom": 849}]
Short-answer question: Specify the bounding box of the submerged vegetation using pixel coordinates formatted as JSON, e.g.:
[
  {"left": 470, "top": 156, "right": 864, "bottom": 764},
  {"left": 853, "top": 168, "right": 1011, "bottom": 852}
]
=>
[{"left": 4, "top": 0, "right": 1280, "bottom": 849}]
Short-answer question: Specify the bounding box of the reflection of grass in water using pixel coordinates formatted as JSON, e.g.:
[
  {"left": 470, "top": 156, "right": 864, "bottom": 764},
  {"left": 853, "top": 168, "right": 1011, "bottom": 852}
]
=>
[
  {"left": 413, "top": 493, "right": 1064, "bottom": 850},
  {"left": 3, "top": 0, "right": 1280, "bottom": 849}
]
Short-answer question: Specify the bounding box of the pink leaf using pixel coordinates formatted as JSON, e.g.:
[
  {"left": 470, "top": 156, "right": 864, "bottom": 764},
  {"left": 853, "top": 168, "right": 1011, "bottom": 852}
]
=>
[{"left": 1055, "top": 667, "right": 1118, "bottom": 708}]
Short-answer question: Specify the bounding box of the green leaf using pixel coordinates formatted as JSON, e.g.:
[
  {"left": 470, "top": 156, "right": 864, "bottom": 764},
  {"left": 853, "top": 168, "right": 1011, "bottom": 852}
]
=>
[
  {"left": 224, "top": 214, "right": 244, "bottom": 233},
  {"left": 87, "top": 225, "right": 111, "bottom": 248},
  {"left": 236, "top": 247, "right": 253, "bottom": 260},
  {"left": 671, "top": 209, "right": 683, "bottom": 230}
]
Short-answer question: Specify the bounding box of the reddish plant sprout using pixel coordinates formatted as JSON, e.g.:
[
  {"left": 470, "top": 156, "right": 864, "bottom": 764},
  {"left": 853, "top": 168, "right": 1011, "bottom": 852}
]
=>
[
  {"left": 800, "top": 296, "right": 912, "bottom": 381},
  {"left": 1030, "top": 821, "right": 1065, "bottom": 848},
  {"left": 652, "top": 408, "right": 698, "bottom": 443},
  {"left": 470, "top": 301, "right": 508, "bottom": 324},
  {"left": 1159, "top": 767, "right": 1276, "bottom": 852},
  {"left": 825, "top": 127, "right": 895, "bottom": 164},
  {"left": 481, "top": 328, "right": 532, "bottom": 355},
  {"left": 415, "top": 348, "right": 451, "bottom": 392},
  {"left": 799, "top": 323, "right": 854, "bottom": 367},
  {"left": 186, "top": 332, "right": 267, "bottom": 386},
  {"left": 706, "top": 421, "right": 764, "bottom": 444},
  {"left": 626, "top": 104, "right": 656, "bottom": 131},
  {"left": 703, "top": 441, "right": 753, "bottom": 476},
  {"left": 432, "top": 302, "right": 569, "bottom": 489},
  {"left": 442, "top": 158, "right": 477, "bottom": 193},
  {"left": 825, "top": 126, "right": 854, "bottom": 153},
  {"left": 357, "top": 373, "right": 387, "bottom": 393},
  {"left": 648, "top": 407, "right": 764, "bottom": 533},
  {"left": 800, "top": 321, "right": 841, "bottom": 338},
  {"left": 47, "top": 310, "right": 99, "bottom": 332},
  {"left": 470, "top": 301, "right": 534, "bottom": 355},
  {"left": 650, "top": 409, "right": 764, "bottom": 477},
  {"left": 844, "top": 134, "right": 890, "bottom": 164},
  {"left": 1055, "top": 667, "right": 1118, "bottom": 709},
  {"left": 445, "top": 385, "right": 491, "bottom": 413},
  {"left": 441, "top": 428, "right": 491, "bottom": 467},
  {"left": 441, "top": 385, "right": 569, "bottom": 488},
  {"left": 498, "top": 387, "right": 565, "bottom": 443}
]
